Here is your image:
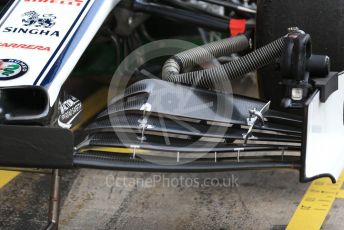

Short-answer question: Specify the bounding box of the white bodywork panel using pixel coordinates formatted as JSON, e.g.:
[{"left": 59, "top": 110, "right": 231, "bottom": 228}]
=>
[
  {"left": 305, "top": 72, "right": 344, "bottom": 182},
  {"left": 0, "top": 0, "right": 120, "bottom": 105}
]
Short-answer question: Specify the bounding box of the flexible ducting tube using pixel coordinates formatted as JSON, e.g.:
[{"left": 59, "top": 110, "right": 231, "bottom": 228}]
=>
[
  {"left": 162, "top": 35, "right": 250, "bottom": 79},
  {"left": 163, "top": 36, "right": 286, "bottom": 89}
]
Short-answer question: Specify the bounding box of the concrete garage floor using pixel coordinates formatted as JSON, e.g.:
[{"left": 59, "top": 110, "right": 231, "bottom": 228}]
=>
[
  {"left": 58, "top": 170, "right": 305, "bottom": 230},
  {"left": 0, "top": 168, "right": 341, "bottom": 230},
  {"left": 0, "top": 169, "right": 300, "bottom": 229}
]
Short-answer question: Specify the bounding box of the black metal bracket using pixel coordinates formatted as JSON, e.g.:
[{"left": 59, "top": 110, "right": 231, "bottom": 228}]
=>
[
  {"left": 311, "top": 72, "right": 339, "bottom": 103},
  {"left": 279, "top": 28, "right": 335, "bottom": 108}
]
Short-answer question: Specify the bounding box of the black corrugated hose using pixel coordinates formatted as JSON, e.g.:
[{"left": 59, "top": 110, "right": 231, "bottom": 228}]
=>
[
  {"left": 162, "top": 35, "right": 250, "bottom": 79},
  {"left": 163, "top": 36, "right": 287, "bottom": 89}
]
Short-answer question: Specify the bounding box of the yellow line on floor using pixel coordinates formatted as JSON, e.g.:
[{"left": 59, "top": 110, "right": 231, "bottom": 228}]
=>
[
  {"left": 287, "top": 171, "right": 344, "bottom": 230},
  {"left": 0, "top": 170, "right": 20, "bottom": 189},
  {"left": 336, "top": 190, "right": 344, "bottom": 199}
]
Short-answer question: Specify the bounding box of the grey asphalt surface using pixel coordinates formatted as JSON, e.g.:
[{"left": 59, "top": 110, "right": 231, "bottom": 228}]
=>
[
  {"left": 0, "top": 169, "right": 308, "bottom": 230},
  {"left": 58, "top": 169, "right": 308, "bottom": 230},
  {"left": 1, "top": 167, "right": 344, "bottom": 230}
]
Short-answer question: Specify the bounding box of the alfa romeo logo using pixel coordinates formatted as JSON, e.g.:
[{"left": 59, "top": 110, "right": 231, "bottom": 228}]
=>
[{"left": 0, "top": 59, "right": 29, "bottom": 80}]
